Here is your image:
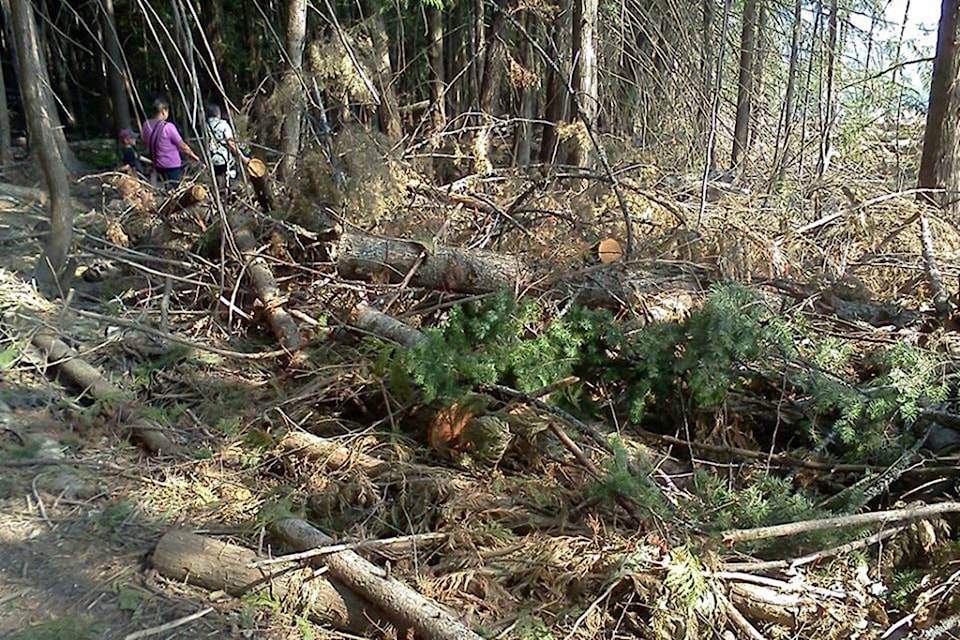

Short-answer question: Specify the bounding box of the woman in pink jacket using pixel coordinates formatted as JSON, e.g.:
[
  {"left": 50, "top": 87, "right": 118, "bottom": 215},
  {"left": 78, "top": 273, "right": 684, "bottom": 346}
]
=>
[{"left": 142, "top": 99, "right": 200, "bottom": 186}]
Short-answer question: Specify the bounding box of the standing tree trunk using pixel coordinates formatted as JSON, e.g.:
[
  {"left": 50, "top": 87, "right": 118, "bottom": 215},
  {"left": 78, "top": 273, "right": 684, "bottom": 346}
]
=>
[
  {"left": 475, "top": 0, "right": 508, "bottom": 173},
  {"left": 700, "top": 0, "right": 716, "bottom": 168},
  {"left": 2, "top": 0, "right": 77, "bottom": 173},
  {"left": 0, "top": 52, "right": 12, "bottom": 171},
  {"left": 748, "top": 1, "right": 767, "bottom": 155},
  {"left": 770, "top": 0, "right": 803, "bottom": 190},
  {"left": 731, "top": 0, "right": 758, "bottom": 170},
  {"left": 817, "top": 0, "right": 839, "bottom": 180},
  {"left": 201, "top": 0, "right": 227, "bottom": 96},
  {"left": 427, "top": 4, "right": 446, "bottom": 132},
  {"left": 565, "top": 0, "right": 598, "bottom": 167},
  {"left": 512, "top": 12, "right": 535, "bottom": 167},
  {"left": 361, "top": 0, "right": 402, "bottom": 140},
  {"left": 539, "top": 0, "right": 571, "bottom": 164},
  {"left": 279, "top": 0, "right": 307, "bottom": 180},
  {"left": 99, "top": 0, "right": 131, "bottom": 134},
  {"left": 9, "top": 0, "right": 73, "bottom": 293},
  {"left": 919, "top": 0, "right": 960, "bottom": 210}
]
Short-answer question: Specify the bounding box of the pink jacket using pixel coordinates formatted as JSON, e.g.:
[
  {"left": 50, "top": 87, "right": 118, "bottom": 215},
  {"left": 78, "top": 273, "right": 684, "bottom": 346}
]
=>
[{"left": 142, "top": 119, "right": 185, "bottom": 170}]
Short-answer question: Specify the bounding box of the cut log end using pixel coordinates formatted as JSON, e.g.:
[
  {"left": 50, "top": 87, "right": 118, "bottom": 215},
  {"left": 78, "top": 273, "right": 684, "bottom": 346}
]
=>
[
  {"left": 598, "top": 238, "right": 623, "bottom": 264},
  {"left": 246, "top": 157, "right": 268, "bottom": 180}
]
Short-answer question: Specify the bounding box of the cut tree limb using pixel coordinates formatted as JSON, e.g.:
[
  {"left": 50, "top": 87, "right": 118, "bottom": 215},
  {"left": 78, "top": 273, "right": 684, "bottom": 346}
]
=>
[
  {"left": 351, "top": 303, "right": 426, "bottom": 346},
  {"left": 150, "top": 529, "right": 387, "bottom": 634},
  {"left": 227, "top": 211, "right": 301, "bottom": 352},
  {"left": 918, "top": 212, "right": 952, "bottom": 318},
  {"left": 722, "top": 501, "right": 960, "bottom": 544},
  {"left": 29, "top": 329, "right": 179, "bottom": 455},
  {"left": 271, "top": 517, "right": 484, "bottom": 640}
]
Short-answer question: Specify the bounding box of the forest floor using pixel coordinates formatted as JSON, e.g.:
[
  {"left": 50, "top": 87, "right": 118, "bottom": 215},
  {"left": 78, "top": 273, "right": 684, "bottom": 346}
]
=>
[{"left": 3, "top": 129, "right": 960, "bottom": 640}]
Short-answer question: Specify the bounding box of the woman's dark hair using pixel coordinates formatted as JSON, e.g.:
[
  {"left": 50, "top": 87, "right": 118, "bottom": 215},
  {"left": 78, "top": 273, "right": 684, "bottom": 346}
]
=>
[
  {"left": 149, "top": 99, "right": 169, "bottom": 118},
  {"left": 205, "top": 103, "right": 222, "bottom": 119}
]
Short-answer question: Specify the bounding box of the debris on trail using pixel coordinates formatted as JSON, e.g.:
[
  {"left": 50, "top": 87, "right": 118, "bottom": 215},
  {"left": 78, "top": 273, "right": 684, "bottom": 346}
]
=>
[{"left": 4, "top": 141, "right": 960, "bottom": 640}]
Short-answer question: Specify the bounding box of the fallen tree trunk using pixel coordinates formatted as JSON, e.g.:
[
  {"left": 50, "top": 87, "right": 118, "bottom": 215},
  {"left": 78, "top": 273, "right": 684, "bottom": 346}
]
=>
[
  {"left": 337, "top": 230, "right": 704, "bottom": 314},
  {"left": 338, "top": 231, "right": 531, "bottom": 294},
  {"left": 0, "top": 180, "right": 83, "bottom": 210},
  {"left": 246, "top": 158, "right": 273, "bottom": 213},
  {"left": 272, "top": 518, "right": 484, "bottom": 640},
  {"left": 151, "top": 529, "right": 387, "bottom": 634},
  {"left": 228, "top": 211, "right": 301, "bottom": 352},
  {"left": 30, "top": 329, "right": 179, "bottom": 455}
]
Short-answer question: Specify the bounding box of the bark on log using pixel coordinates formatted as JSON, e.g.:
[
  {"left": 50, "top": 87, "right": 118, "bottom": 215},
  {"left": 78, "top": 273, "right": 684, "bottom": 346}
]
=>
[
  {"left": 0, "top": 181, "right": 83, "bottom": 210},
  {"left": 228, "top": 211, "right": 301, "bottom": 352},
  {"left": 30, "top": 330, "right": 179, "bottom": 455},
  {"left": 158, "top": 184, "right": 208, "bottom": 217},
  {"left": 151, "top": 529, "right": 387, "bottom": 634},
  {"left": 246, "top": 157, "right": 274, "bottom": 213},
  {"left": 337, "top": 230, "right": 704, "bottom": 314},
  {"left": 918, "top": 212, "right": 952, "bottom": 318},
  {"left": 337, "top": 231, "right": 530, "bottom": 294},
  {"left": 278, "top": 430, "right": 388, "bottom": 472},
  {"left": 351, "top": 303, "right": 426, "bottom": 347},
  {"left": 272, "top": 518, "right": 484, "bottom": 640}
]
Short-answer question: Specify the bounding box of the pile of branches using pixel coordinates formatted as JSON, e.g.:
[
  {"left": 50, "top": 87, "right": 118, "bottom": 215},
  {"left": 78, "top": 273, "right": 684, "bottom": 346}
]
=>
[{"left": 5, "top": 146, "right": 960, "bottom": 640}]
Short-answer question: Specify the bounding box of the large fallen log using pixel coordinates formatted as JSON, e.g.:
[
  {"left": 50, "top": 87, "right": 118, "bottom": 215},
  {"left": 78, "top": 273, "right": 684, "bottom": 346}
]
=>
[
  {"left": 272, "top": 518, "right": 484, "bottom": 640},
  {"left": 337, "top": 230, "right": 704, "bottom": 315},
  {"left": 228, "top": 211, "right": 301, "bottom": 352},
  {"left": 151, "top": 529, "right": 387, "bottom": 634},
  {"left": 338, "top": 231, "right": 531, "bottom": 294}
]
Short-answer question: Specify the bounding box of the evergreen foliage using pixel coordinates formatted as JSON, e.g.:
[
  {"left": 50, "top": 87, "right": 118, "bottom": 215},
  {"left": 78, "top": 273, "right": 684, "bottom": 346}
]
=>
[{"left": 391, "top": 284, "right": 950, "bottom": 465}]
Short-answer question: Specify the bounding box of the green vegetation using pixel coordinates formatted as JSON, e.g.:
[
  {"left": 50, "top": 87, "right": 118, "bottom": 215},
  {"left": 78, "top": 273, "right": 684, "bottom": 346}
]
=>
[{"left": 391, "top": 284, "right": 947, "bottom": 464}]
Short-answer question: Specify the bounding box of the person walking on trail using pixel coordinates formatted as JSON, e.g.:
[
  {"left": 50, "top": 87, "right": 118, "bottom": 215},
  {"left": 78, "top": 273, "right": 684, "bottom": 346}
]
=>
[
  {"left": 142, "top": 98, "right": 200, "bottom": 186},
  {"left": 205, "top": 103, "right": 248, "bottom": 186}
]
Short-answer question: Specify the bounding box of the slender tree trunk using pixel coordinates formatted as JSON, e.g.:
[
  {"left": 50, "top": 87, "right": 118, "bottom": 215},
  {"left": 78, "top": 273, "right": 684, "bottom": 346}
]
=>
[
  {"left": 512, "top": 12, "right": 535, "bottom": 167},
  {"left": 99, "top": 0, "right": 131, "bottom": 133},
  {"left": 771, "top": 0, "right": 803, "bottom": 190},
  {"left": 540, "top": 0, "right": 571, "bottom": 164},
  {"left": 471, "top": 0, "right": 484, "bottom": 110},
  {"left": 427, "top": 4, "right": 446, "bottom": 132},
  {"left": 0, "top": 50, "right": 12, "bottom": 170},
  {"left": 817, "top": 0, "right": 839, "bottom": 179},
  {"left": 700, "top": 0, "right": 715, "bottom": 165},
  {"left": 279, "top": 0, "right": 307, "bottom": 179},
  {"left": 565, "top": 0, "right": 598, "bottom": 167},
  {"left": 731, "top": 0, "right": 758, "bottom": 169},
  {"left": 918, "top": 0, "right": 960, "bottom": 211},
  {"left": 242, "top": 1, "right": 263, "bottom": 90},
  {"left": 797, "top": 1, "right": 823, "bottom": 181},
  {"left": 200, "top": 0, "right": 227, "bottom": 97},
  {"left": 361, "top": 0, "right": 402, "bottom": 140},
  {"left": 9, "top": 0, "right": 73, "bottom": 292},
  {"left": 748, "top": 1, "right": 767, "bottom": 155},
  {"left": 5, "top": 0, "right": 76, "bottom": 173},
  {"left": 476, "top": 0, "right": 507, "bottom": 173}
]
